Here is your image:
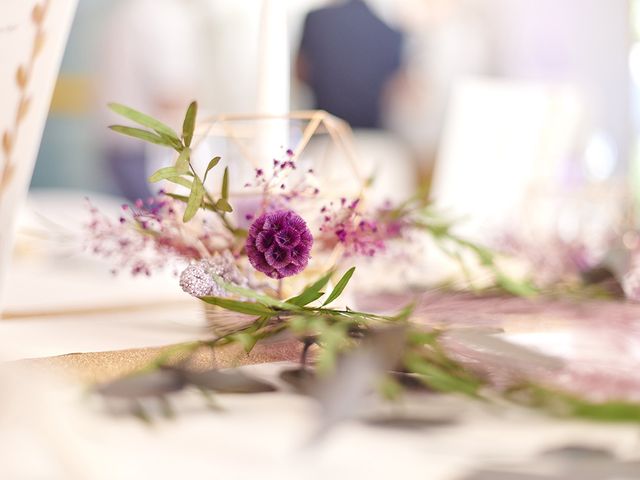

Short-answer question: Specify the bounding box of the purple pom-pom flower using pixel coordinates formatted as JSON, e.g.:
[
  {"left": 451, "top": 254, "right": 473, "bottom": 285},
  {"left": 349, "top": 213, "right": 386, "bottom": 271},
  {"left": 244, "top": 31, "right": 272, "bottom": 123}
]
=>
[{"left": 246, "top": 209, "right": 313, "bottom": 279}]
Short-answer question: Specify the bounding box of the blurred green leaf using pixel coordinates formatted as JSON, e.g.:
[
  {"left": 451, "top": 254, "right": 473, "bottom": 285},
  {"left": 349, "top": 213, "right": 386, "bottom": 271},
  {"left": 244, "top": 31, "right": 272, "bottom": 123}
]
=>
[
  {"left": 199, "top": 297, "right": 275, "bottom": 316},
  {"left": 211, "top": 276, "right": 298, "bottom": 310},
  {"left": 378, "top": 375, "right": 404, "bottom": 401},
  {"left": 149, "top": 166, "right": 179, "bottom": 183},
  {"left": 165, "top": 192, "right": 218, "bottom": 212},
  {"left": 183, "top": 176, "right": 204, "bottom": 222},
  {"left": 233, "top": 332, "right": 258, "bottom": 353},
  {"left": 108, "top": 103, "right": 180, "bottom": 141},
  {"left": 513, "top": 384, "right": 640, "bottom": 422},
  {"left": 203, "top": 156, "right": 221, "bottom": 183},
  {"left": 221, "top": 166, "right": 229, "bottom": 200},
  {"left": 322, "top": 267, "right": 356, "bottom": 306},
  {"left": 147, "top": 170, "right": 192, "bottom": 190},
  {"left": 215, "top": 198, "right": 233, "bottom": 213},
  {"left": 390, "top": 302, "right": 415, "bottom": 322},
  {"left": 405, "top": 352, "right": 481, "bottom": 396},
  {"left": 165, "top": 176, "right": 193, "bottom": 189},
  {"left": 108, "top": 125, "right": 170, "bottom": 146},
  {"left": 290, "top": 291, "right": 324, "bottom": 307},
  {"left": 496, "top": 273, "right": 538, "bottom": 297},
  {"left": 182, "top": 101, "right": 197, "bottom": 147},
  {"left": 157, "top": 131, "right": 184, "bottom": 151},
  {"left": 287, "top": 269, "right": 334, "bottom": 306},
  {"left": 175, "top": 147, "right": 190, "bottom": 174}
]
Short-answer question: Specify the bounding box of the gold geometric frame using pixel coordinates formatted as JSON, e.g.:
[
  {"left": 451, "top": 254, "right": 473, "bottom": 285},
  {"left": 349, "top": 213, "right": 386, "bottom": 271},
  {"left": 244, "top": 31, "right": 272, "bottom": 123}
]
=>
[{"left": 194, "top": 110, "right": 365, "bottom": 191}]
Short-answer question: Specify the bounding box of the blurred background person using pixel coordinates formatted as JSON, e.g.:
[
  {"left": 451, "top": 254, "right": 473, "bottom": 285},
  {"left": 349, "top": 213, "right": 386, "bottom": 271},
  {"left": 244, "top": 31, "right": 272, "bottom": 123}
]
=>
[{"left": 296, "top": 0, "right": 404, "bottom": 129}]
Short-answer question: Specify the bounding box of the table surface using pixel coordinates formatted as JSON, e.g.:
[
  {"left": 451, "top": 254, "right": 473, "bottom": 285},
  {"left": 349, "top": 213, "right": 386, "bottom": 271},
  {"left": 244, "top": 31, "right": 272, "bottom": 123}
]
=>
[{"left": 2, "top": 191, "right": 640, "bottom": 480}]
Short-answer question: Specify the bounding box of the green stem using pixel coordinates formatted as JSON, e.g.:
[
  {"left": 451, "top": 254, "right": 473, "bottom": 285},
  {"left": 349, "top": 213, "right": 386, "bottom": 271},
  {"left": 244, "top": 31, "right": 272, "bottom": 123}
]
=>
[{"left": 187, "top": 163, "right": 237, "bottom": 236}]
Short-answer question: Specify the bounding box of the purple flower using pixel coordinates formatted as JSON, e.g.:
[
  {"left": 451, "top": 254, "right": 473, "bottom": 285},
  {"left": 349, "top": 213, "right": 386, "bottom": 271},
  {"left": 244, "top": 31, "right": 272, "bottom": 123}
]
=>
[{"left": 246, "top": 209, "right": 313, "bottom": 279}]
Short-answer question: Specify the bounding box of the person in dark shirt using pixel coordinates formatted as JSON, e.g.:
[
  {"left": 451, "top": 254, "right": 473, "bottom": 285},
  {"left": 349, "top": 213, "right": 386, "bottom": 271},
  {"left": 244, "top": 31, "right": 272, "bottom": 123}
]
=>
[{"left": 296, "top": 0, "right": 404, "bottom": 129}]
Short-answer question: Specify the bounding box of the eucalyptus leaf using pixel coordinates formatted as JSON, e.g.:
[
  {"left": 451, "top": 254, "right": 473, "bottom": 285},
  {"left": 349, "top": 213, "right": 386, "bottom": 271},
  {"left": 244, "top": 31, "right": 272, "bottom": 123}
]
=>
[
  {"left": 165, "top": 176, "right": 193, "bottom": 189},
  {"left": 496, "top": 273, "right": 538, "bottom": 297},
  {"left": 108, "top": 125, "right": 170, "bottom": 146},
  {"left": 203, "top": 156, "right": 221, "bottom": 182},
  {"left": 183, "top": 176, "right": 204, "bottom": 222},
  {"left": 182, "top": 101, "right": 197, "bottom": 147},
  {"left": 149, "top": 166, "right": 179, "bottom": 183},
  {"left": 233, "top": 332, "right": 259, "bottom": 353},
  {"left": 175, "top": 147, "right": 190, "bottom": 174},
  {"left": 199, "top": 296, "right": 276, "bottom": 316},
  {"left": 215, "top": 198, "right": 233, "bottom": 213},
  {"left": 390, "top": 302, "right": 415, "bottom": 322},
  {"left": 96, "top": 369, "right": 186, "bottom": 399},
  {"left": 405, "top": 353, "right": 481, "bottom": 396},
  {"left": 165, "top": 192, "right": 218, "bottom": 212},
  {"left": 182, "top": 369, "right": 276, "bottom": 394},
  {"left": 288, "top": 290, "right": 324, "bottom": 307},
  {"left": 221, "top": 166, "right": 229, "bottom": 200},
  {"left": 211, "top": 275, "right": 299, "bottom": 310},
  {"left": 288, "top": 269, "right": 334, "bottom": 306},
  {"left": 322, "top": 267, "right": 356, "bottom": 306},
  {"left": 157, "top": 131, "right": 184, "bottom": 151},
  {"left": 108, "top": 103, "right": 180, "bottom": 141}
]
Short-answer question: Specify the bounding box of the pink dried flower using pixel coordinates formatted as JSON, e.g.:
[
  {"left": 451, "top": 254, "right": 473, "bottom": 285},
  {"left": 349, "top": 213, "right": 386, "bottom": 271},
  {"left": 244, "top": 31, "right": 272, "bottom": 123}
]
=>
[
  {"left": 246, "top": 209, "right": 313, "bottom": 279},
  {"left": 317, "top": 198, "right": 405, "bottom": 257},
  {"left": 85, "top": 196, "right": 232, "bottom": 276},
  {"left": 244, "top": 152, "right": 320, "bottom": 210}
]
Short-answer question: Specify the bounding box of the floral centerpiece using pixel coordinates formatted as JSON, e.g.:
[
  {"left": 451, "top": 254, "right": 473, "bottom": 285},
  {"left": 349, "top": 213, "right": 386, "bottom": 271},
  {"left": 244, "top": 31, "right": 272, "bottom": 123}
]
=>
[{"left": 88, "top": 102, "right": 640, "bottom": 424}]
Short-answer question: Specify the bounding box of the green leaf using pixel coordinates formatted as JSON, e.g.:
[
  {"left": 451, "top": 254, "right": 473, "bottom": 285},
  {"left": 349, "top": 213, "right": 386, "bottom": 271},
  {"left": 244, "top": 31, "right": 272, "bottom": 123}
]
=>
[
  {"left": 149, "top": 166, "right": 179, "bottom": 183},
  {"left": 322, "top": 267, "right": 356, "bottom": 306},
  {"left": 175, "top": 147, "right": 190, "bottom": 174},
  {"left": 221, "top": 166, "right": 229, "bottom": 200},
  {"left": 203, "top": 156, "right": 221, "bottom": 182},
  {"left": 496, "top": 273, "right": 538, "bottom": 297},
  {"left": 165, "top": 176, "right": 193, "bottom": 189},
  {"left": 165, "top": 193, "right": 218, "bottom": 212},
  {"left": 157, "top": 131, "right": 184, "bottom": 151},
  {"left": 147, "top": 169, "right": 192, "bottom": 189},
  {"left": 287, "top": 269, "right": 334, "bottom": 306},
  {"left": 405, "top": 353, "right": 481, "bottom": 396},
  {"left": 199, "top": 297, "right": 275, "bottom": 316},
  {"left": 288, "top": 316, "right": 310, "bottom": 335},
  {"left": 215, "top": 198, "right": 233, "bottom": 213},
  {"left": 211, "top": 276, "right": 299, "bottom": 310},
  {"left": 233, "top": 332, "right": 258, "bottom": 353},
  {"left": 108, "top": 125, "right": 170, "bottom": 146},
  {"left": 108, "top": 103, "right": 180, "bottom": 142},
  {"left": 183, "top": 177, "right": 204, "bottom": 222},
  {"left": 288, "top": 290, "right": 324, "bottom": 307},
  {"left": 378, "top": 375, "right": 403, "bottom": 401},
  {"left": 182, "top": 101, "right": 197, "bottom": 147},
  {"left": 390, "top": 302, "right": 415, "bottom": 322},
  {"left": 407, "top": 330, "right": 440, "bottom": 346}
]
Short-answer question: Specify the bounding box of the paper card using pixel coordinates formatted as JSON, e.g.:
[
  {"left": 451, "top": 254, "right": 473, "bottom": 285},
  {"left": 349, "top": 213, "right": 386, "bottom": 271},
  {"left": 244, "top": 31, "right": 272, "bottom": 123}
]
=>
[
  {"left": 430, "top": 77, "right": 583, "bottom": 241},
  {"left": 0, "top": 0, "right": 78, "bottom": 310}
]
